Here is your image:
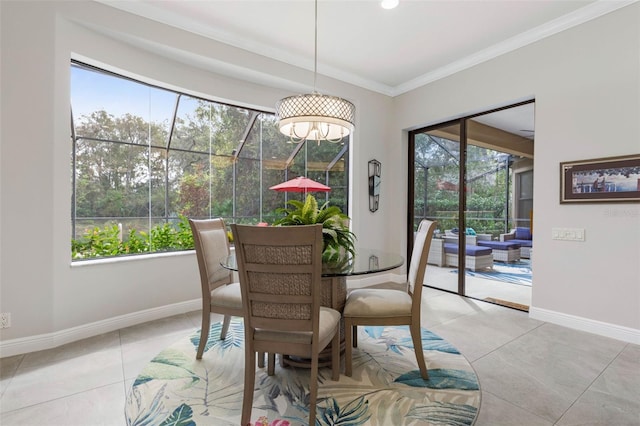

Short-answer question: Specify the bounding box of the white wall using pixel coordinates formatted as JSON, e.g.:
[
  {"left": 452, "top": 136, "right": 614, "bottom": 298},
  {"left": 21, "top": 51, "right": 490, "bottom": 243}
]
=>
[
  {"left": 1, "top": 1, "right": 638, "bottom": 356},
  {"left": 394, "top": 4, "right": 640, "bottom": 338}
]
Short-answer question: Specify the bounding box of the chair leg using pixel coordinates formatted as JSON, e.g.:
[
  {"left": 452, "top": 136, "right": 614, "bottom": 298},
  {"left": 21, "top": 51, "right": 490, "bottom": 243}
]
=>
[
  {"left": 331, "top": 326, "right": 340, "bottom": 381},
  {"left": 220, "top": 315, "right": 232, "bottom": 339},
  {"left": 308, "top": 353, "right": 319, "bottom": 425},
  {"left": 344, "top": 318, "right": 353, "bottom": 377},
  {"left": 352, "top": 325, "right": 358, "bottom": 347},
  {"left": 241, "top": 346, "right": 256, "bottom": 426},
  {"left": 267, "top": 352, "right": 276, "bottom": 376},
  {"left": 196, "top": 310, "right": 211, "bottom": 360},
  {"left": 410, "top": 321, "right": 429, "bottom": 380}
]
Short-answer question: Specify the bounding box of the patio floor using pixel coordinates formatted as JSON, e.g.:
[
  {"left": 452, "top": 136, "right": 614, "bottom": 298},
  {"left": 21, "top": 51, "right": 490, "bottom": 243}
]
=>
[{"left": 424, "top": 262, "right": 532, "bottom": 309}]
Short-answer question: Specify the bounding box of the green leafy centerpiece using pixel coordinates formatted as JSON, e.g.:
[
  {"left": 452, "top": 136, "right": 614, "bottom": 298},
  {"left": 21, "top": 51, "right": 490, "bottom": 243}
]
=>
[{"left": 273, "top": 194, "right": 356, "bottom": 265}]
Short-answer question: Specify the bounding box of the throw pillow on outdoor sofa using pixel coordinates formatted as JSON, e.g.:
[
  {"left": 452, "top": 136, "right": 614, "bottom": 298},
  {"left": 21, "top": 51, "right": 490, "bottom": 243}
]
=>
[{"left": 514, "top": 227, "right": 532, "bottom": 240}]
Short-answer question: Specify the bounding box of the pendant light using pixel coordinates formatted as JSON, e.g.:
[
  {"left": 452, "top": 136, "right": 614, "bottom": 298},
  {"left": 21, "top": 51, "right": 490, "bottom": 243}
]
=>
[{"left": 275, "top": 0, "right": 355, "bottom": 143}]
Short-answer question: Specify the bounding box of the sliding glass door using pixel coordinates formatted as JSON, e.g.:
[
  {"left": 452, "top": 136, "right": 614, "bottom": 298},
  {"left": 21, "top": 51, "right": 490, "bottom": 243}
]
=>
[{"left": 409, "top": 101, "right": 535, "bottom": 307}]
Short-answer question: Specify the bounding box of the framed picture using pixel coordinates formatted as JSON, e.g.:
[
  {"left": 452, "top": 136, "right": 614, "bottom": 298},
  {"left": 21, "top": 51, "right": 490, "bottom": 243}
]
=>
[{"left": 560, "top": 154, "right": 640, "bottom": 203}]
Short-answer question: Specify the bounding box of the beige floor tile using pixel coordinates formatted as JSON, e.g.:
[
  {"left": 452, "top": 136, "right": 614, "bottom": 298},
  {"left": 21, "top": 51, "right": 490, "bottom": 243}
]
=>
[
  {"left": 421, "top": 290, "right": 498, "bottom": 327},
  {"left": 118, "top": 313, "right": 196, "bottom": 345},
  {"left": 556, "top": 344, "right": 640, "bottom": 426},
  {"left": 590, "top": 343, "right": 640, "bottom": 399},
  {"left": 472, "top": 323, "right": 627, "bottom": 423},
  {"left": 0, "top": 354, "right": 24, "bottom": 396},
  {"left": 18, "top": 331, "right": 120, "bottom": 370},
  {"left": 185, "top": 309, "right": 203, "bottom": 327},
  {"left": 0, "top": 347, "right": 123, "bottom": 413},
  {"left": 556, "top": 388, "right": 640, "bottom": 426},
  {"left": 474, "top": 391, "right": 552, "bottom": 426},
  {"left": 0, "top": 382, "right": 126, "bottom": 426},
  {"left": 429, "top": 306, "right": 543, "bottom": 361}
]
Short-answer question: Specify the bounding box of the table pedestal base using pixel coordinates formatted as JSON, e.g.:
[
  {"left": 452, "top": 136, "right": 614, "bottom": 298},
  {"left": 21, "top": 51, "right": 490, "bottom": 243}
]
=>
[{"left": 281, "top": 276, "right": 346, "bottom": 368}]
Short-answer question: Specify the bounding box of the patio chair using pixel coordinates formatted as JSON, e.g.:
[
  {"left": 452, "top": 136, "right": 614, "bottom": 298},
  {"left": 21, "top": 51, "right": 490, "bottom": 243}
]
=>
[
  {"left": 231, "top": 223, "right": 341, "bottom": 425},
  {"left": 500, "top": 227, "right": 533, "bottom": 258},
  {"left": 343, "top": 219, "right": 437, "bottom": 379}
]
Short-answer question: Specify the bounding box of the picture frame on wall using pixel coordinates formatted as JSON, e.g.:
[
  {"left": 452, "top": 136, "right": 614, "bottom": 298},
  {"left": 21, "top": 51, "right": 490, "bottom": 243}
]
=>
[{"left": 560, "top": 154, "right": 640, "bottom": 203}]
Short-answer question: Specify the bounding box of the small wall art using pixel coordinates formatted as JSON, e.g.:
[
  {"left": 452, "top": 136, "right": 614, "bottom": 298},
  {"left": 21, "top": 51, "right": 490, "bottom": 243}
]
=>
[
  {"left": 368, "top": 159, "right": 381, "bottom": 212},
  {"left": 560, "top": 154, "right": 640, "bottom": 203}
]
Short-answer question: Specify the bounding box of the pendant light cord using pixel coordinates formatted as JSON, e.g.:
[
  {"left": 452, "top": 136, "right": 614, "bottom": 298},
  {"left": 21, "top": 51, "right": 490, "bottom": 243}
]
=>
[
  {"left": 274, "top": 0, "right": 355, "bottom": 143},
  {"left": 313, "top": 0, "right": 318, "bottom": 93}
]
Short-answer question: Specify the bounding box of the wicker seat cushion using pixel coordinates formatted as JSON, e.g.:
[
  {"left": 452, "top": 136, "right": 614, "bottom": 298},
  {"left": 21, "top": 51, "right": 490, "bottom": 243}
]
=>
[
  {"left": 254, "top": 307, "right": 341, "bottom": 347},
  {"left": 443, "top": 243, "right": 492, "bottom": 256},
  {"left": 477, "top": 240, "right": 521, "bottom": 250},
  {"left": 343, "top": 288, "right": 412, "bottom": 317}
]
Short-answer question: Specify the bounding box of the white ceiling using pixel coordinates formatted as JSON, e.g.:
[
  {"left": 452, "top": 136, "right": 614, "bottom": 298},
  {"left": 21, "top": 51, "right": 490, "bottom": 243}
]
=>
[
  {"left": 96, "top": 0, "right": 633, "bottom": 97},
  {"left": 94, "top": 0, "right": 634, "bottom": 138}
]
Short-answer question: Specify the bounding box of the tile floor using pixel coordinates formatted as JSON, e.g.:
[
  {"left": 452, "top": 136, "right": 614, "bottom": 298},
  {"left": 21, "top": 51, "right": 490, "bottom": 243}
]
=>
[{"left": 1, "top": 287, "right": 638, "bottom": 426}]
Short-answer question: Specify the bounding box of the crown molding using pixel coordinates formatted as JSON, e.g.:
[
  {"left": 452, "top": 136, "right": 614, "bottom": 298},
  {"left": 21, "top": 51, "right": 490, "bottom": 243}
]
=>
[
  {"left": 95, "top": 0, "right": 637, "bottom": 98},
  {"left": 392, "top": 0, "right": 638, "bottom": 96}
]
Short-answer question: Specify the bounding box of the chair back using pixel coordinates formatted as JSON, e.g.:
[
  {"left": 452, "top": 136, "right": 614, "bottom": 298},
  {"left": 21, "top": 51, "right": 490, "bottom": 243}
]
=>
[
  {"left": 407, "top": 219, "right": 437, "bottom": 300},
  {"left": 231, "top": 224, "right": 324, "bottom": 338},
  {"left": 189, "top": 218, "right": 234, "bottom": 298}
]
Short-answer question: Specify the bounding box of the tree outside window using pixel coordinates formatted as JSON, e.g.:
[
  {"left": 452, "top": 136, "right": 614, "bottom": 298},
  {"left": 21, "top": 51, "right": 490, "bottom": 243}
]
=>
[{"left": 70, "top": 62, "right": 349, "bottom": 260}]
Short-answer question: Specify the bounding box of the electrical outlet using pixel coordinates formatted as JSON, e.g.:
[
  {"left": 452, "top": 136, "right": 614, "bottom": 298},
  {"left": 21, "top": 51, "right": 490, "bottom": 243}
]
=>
[{"left": 0, "top": 313, "right": 11, "bottom": 329}]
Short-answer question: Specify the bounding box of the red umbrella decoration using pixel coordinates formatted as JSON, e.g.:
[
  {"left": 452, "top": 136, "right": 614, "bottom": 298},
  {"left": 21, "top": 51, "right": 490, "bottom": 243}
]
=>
[{"left": 269, "top": 176, "right": 331, "bottom": 193}]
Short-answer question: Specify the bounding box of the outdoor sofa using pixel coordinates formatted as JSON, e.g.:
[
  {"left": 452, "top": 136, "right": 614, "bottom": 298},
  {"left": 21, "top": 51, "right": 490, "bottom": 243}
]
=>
[
  {"left": 475, "top": 235, "right": 521, "bottom": 262},
  {"left": 427, "top": 233, "right": 493, "bottom": 271}
]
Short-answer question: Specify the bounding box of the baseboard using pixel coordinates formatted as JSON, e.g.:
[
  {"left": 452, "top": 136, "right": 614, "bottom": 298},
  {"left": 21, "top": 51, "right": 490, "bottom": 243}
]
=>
[
  {"left": 0, "top": 299, "right": 201, "bottom": 358},
  {"left": 1, "top": 272, "right": 405, "bottom": 358},
  {"left": 529, "top": 306, "right": 640, "bottom": 345}
]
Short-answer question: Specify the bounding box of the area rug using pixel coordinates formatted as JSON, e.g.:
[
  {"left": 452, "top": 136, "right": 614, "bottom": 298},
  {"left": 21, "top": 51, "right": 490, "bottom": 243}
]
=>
[
  {"left": 125, "top": 319, "right": 480, "bottom": 426},
  {"left": 453, "top": 260, "right": 532, "bottom": 286}
]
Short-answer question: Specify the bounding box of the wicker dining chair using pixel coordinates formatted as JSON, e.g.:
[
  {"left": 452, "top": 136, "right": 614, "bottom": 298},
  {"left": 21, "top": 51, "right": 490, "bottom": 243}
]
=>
[
  {"left": 343, "top": 219, "right": 437, "bottom": 379},
  {"left": 231, "top": 223, "right": 341, "bottom": 426}
]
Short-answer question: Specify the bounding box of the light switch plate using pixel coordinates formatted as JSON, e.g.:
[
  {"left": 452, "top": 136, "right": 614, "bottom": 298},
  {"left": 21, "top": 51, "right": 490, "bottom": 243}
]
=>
[{"left": 552, "top": 227, "right": 585, "bottom": 241}]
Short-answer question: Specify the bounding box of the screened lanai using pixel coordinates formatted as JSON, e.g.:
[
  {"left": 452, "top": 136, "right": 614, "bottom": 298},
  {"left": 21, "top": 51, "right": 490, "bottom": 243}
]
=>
[
  {"left": 70, "top": 61, "right": 349, "bottom": 259},
  {"left": 414, "top": 133, "right": 520, "bottom": 238}
]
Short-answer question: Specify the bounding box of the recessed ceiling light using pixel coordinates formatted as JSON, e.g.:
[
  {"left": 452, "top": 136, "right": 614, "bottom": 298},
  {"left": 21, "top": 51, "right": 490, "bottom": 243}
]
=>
[{"left": 381, "top": 0, "right": 399, "bottom": 10}]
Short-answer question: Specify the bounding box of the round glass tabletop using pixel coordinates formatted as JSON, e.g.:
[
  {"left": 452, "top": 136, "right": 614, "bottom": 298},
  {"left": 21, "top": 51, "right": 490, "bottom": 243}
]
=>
[{"left": 222, "top": 247, "right": 403, "bottom": 277}]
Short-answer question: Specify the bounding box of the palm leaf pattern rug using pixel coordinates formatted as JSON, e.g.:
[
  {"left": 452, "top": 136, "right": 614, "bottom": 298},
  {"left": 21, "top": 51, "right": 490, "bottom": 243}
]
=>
[{"left": 125, "top": 319, "right": 480, "bottom": 425}]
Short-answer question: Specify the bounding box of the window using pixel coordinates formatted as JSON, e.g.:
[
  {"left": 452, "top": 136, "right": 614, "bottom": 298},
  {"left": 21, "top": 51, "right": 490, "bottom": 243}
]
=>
[{"left": 70, "top": 62, "right": 349, "bottom": 260}]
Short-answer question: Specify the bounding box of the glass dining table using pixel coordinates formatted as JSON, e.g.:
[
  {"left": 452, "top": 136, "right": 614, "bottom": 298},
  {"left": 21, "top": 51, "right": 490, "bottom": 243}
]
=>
[
  {"left": 221, "top": 247, "right": 404, "bottom": 312},
  {"left": 221, "top": 248, "right": 404, "bottom": 366}
]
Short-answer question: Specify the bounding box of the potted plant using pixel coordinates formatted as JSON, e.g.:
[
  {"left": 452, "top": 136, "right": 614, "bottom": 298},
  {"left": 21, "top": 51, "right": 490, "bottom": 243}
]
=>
[{"left": 273, "top": 194, "right": 356, "bottom": 264}]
